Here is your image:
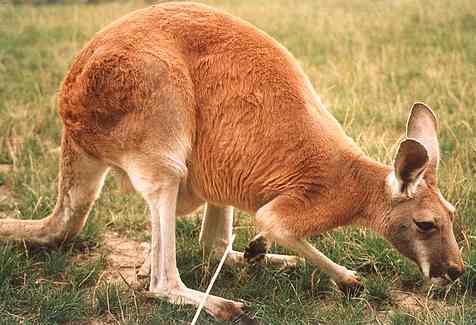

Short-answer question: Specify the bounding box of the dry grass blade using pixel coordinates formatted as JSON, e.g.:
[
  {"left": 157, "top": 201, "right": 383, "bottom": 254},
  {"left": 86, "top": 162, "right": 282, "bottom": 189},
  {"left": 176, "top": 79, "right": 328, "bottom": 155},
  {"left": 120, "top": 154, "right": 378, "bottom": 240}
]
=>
[{"left": 191, "top": 234, "right": 236, "bottom": 325}]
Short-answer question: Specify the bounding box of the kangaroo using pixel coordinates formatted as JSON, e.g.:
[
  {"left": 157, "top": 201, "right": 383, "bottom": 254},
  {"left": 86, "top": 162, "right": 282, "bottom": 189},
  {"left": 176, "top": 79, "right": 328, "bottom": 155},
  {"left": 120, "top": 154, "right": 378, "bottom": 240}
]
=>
[{"left": 0, "top": 2, "right": 464, "bottom": 321}]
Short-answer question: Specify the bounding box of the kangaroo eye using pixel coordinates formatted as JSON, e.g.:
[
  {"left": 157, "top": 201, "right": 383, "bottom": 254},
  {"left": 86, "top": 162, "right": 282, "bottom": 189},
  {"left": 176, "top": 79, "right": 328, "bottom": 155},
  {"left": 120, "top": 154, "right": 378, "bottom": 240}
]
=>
[{"left": 414, "top": 220, "right": 435, "bottom": 232}]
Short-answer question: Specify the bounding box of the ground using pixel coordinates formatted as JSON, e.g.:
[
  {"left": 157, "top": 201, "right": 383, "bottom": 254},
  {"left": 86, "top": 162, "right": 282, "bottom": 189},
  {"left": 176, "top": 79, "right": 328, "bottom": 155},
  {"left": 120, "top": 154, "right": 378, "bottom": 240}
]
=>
[{"left": 0, "top": 0, "right": 475, "bottom": 324}]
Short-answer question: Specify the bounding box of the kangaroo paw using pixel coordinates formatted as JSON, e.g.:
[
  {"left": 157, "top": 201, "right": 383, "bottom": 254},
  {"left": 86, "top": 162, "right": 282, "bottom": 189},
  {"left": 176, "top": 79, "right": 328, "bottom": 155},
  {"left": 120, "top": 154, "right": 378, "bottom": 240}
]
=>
[{"left": 244, "top": 235, "right": 269, "bottom": 263}]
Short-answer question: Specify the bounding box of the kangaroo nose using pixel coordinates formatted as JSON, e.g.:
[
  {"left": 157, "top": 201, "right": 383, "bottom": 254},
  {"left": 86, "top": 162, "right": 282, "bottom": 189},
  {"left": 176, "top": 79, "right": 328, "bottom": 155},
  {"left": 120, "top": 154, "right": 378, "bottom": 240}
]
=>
[{"left": 447, "top": 265, "right": 464, "bottom": 281}]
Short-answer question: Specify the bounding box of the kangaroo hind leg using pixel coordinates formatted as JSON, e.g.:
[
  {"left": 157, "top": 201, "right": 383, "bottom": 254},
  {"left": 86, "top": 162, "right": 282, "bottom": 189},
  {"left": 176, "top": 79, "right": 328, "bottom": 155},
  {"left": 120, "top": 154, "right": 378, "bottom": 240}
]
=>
[
  {"left": 200, "top": 204, "right": 303, "bottom": 267},
  {"left": 199, "top": 204, "right": 247, "bottom": 265},
  {"left": 126, "top": 161, "right": 244, "bottom": 321},
  {"left": 0, "top": 132, "right": 109, "bottom": 246}
]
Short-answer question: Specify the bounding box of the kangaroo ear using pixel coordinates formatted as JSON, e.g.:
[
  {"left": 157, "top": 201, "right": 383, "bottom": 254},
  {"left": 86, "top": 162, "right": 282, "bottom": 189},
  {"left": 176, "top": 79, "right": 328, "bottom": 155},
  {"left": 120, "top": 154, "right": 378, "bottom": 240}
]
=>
[
  {"left": 406, "top": 102, "right": 439, "bottom": 185},
  {"left": 390, "top": 139, "right": 429, "bottom": 198}
]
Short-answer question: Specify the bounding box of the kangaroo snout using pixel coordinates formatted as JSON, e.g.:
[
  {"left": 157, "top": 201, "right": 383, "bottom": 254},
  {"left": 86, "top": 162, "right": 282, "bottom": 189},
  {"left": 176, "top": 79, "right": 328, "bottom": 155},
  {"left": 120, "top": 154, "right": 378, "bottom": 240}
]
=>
[{"left": 447, "top": 263, "right": 464, "bottom": 281}]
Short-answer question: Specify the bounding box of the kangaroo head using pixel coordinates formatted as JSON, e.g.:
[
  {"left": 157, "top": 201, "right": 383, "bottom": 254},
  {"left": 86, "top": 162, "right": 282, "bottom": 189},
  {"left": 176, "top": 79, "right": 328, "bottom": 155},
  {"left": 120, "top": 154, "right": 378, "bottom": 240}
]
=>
[{"left": 383, "top": 102, "right": 464, "bottom": 285}]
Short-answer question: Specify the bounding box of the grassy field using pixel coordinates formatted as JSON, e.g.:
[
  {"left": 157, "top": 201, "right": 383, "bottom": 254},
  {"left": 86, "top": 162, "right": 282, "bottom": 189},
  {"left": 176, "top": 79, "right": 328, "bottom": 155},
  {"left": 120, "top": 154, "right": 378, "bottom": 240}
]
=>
[{"left": 0, "top": 0, "right": 475, "bottom": 324}]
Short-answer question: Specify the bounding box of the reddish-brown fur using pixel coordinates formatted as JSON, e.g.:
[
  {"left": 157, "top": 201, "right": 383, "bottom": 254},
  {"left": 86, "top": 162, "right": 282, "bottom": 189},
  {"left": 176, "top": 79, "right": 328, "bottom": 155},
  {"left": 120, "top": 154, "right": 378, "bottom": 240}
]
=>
[
  {"left": 56, "top": 2, "right": 461, "bottom": 268},
  {"left": 60, "top": 2, "right": 378, "bottom": 234},
  {"left": 1, "top": 2, "right": 463, "bottom": 320}
]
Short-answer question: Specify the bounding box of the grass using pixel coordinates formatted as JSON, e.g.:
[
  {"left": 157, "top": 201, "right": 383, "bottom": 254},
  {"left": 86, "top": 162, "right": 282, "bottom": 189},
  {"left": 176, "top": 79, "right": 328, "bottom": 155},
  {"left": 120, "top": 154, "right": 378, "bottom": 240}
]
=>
[{"left": 0, "top": 0, "right": 475, "bottom": 323}]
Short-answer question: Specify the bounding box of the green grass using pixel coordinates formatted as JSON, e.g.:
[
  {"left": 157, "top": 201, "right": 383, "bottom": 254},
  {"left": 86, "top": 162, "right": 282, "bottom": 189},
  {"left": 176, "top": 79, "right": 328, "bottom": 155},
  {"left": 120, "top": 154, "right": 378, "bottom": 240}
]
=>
[{"left": 0, "top": 0, "right": 475, "bottom": 324}]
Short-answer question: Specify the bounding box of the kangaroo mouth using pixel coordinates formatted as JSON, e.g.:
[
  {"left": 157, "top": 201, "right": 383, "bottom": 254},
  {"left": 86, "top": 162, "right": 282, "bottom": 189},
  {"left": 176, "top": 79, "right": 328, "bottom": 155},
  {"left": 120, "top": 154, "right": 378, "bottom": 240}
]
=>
[
  {"left": 429, "top": 275, "right": 450, "bottom": 287},
  {"left": 421, "top": 265, "right": 452, "bottom": 287},
  {"left": 417, "top": 262, "right": 451, "bottom": 287}
]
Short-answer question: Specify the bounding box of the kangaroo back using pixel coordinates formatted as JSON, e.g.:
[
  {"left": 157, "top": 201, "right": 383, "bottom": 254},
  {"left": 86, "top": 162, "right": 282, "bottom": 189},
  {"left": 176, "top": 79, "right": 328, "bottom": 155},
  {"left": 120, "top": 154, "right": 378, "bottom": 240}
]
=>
[{"left": 58, "top": 2, "right": 361, "bottom": 212}]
